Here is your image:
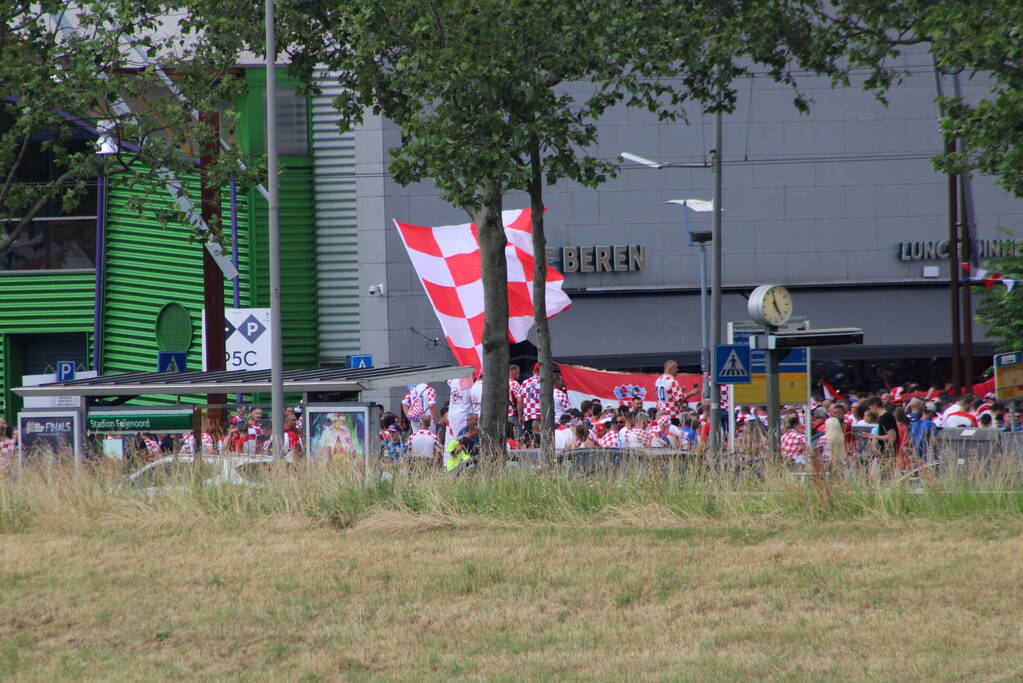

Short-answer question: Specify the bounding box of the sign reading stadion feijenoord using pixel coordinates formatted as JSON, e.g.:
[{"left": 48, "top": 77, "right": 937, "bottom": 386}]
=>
[
  {"left": 897, "top": 238, "right": 1023, "bottom": 261},
  {"left": 87, "top": 412, "right": 194, "bottom": 433}
]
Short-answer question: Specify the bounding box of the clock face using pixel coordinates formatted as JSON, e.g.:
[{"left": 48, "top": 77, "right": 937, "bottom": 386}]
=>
[
  {"left": 748, "top": 285, "right": 793, "bottom": 327},
  {"left": 763, "top": 286, "right": 792, "bottom": 326}
]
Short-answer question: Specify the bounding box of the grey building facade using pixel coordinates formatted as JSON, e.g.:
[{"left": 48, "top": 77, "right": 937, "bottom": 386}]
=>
[{"left": 312, "top": 49, "right": 1023, "bottom": 401}]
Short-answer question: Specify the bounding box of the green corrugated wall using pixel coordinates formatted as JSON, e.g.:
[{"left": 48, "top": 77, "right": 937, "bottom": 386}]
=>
[
  {"left": 238, "top": 67, "right": 318, "bottom": 370},
  {"left": 102, "top": 175, "right": 251, "bottom": 403},
  {"left": 0, "top": 271, "right": 95, "bottom": 417}
]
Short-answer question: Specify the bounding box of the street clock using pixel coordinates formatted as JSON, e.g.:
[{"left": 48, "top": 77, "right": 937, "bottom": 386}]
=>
[{"left": 748, "top": 284, "right": 793, "bottom": 328}]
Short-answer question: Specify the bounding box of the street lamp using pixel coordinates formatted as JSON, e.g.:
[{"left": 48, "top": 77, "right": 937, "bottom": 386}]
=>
[
  {"left": 664, "top": 199, "right": 713, "bottom": 381},
  {"left": 620, "top": 110, "right": 724, "bottom": 453}
]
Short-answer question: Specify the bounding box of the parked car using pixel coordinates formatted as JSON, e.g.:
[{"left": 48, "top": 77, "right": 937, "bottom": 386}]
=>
[{"left": 124, "top": 455, "right": 276, "bottom": 494}]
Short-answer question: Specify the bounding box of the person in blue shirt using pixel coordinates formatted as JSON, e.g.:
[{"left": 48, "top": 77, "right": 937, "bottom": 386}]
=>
[
  {"left": 382, "top": 424, "right": 409, "bottom": 462},
  {"left": 907, "top": 403, "right": 938, "bottom": 463}
]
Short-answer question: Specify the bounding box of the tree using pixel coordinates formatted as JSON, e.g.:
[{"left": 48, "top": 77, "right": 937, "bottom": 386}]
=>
[
  {"left": 802, "top": 1, "right": 1023, "bottom": 198},
  {"left": 0, "top": 1, "right": 254, "bottom": 257},
  {"left": 258, "top": 0, "right": 894, "bottom": 453}
]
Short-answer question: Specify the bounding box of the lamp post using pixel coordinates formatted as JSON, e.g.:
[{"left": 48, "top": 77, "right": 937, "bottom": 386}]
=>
[
  {"left": 266, "top": 0, "right": 284, "bottom": 457},
  {"left": 622, "top": 111, "right": 724, "bottom": 453},
  {"left": 664, "top": 199, "right": 713, "bottom": 379}
]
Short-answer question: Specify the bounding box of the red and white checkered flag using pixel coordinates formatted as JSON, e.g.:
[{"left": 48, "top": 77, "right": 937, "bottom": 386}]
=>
[{"left": 394, "top": 208, "right": 571, "bottom": 369}]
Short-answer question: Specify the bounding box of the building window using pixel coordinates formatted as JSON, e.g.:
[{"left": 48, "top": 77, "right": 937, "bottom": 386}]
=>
[
  {"left": 0, "top": 134, "right": 98, "bottom": 272},
  {"left": 0, "top": 216, "right": 96, "bottom": 270},
  {"left": 263, "top": 84, "right": 309, "bottom": 156}
]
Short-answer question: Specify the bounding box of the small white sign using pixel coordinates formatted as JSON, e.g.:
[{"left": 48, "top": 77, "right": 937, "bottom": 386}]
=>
[
  {"left": 22, "top": 371, "right": 97, "bottom": 408},
  {"left": 202, "top": 308, "right": 272, "bottom": 371}
]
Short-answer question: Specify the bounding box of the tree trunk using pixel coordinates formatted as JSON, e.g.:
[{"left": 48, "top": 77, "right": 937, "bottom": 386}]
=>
[
  {"left": 472, "top": 178, "right": 509, "bottom": 459},
  {"left": 528, "top": 135, "right": 556, "bottom": 463}
]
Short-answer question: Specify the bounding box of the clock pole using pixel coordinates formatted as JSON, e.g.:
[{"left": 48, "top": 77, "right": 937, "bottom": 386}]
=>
[{"left": 765, "top": 325, "right": 781, "bottom": 448}]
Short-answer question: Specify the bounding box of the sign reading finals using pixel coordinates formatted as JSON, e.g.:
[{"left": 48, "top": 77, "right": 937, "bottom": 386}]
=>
[{"left": 202, "top": 308, "right": 272, "bottom": 371}]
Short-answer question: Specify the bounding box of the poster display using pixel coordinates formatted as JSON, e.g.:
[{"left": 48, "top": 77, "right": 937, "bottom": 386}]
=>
[
  {"left": 305, "top": 404, "right": 375, "bottom": 471},
  {"left": 18, "top": 410, "right": 82, "bottom": 465}
]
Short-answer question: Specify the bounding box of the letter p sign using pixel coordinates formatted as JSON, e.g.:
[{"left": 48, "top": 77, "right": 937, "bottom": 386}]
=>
[{"left": 56, "top": 360, "right": 76, "bottom": 382}]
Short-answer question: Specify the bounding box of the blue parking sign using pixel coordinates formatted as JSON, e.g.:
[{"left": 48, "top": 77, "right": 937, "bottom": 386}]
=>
[{"left": 56, "top": 361, "right": 76, "bottom": 382}]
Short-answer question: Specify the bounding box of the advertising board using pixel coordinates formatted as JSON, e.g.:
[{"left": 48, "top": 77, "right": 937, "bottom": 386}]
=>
[{"left": 18, "top": 410, "right": 82, "bottom": 464}]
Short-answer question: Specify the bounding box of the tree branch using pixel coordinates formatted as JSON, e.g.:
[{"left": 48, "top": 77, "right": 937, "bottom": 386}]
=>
[{"left": 0, "top": 169, "right": 76, "bottom": 254}]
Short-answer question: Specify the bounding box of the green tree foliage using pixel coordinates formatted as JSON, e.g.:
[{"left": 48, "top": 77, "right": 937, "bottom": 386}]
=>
[
  {"left": 0, "top": 1, "right": 254, "bottom": 253},
  {"left": 975, "top": 249, "right": 1023, "bottom": 352},
  {"left": 817, "top": 1, "right": 1023, "bottom": 198}
]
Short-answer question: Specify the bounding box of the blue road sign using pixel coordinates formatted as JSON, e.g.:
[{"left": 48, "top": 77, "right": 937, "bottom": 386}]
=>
[
  {"left": 731, "top": 330, "right": 807, "bottom": 372},
  {"left": 346, "top": 354, "right": 374, "bottom": 369},
  {"left": 715, "top": 345, "right": 752, "bottom": 384},
  {"left": 157, "top": 351, "right": 188, "bottom": 372},
  {"left": 56, "top": 361, "right": 76, "bottom": 382}
]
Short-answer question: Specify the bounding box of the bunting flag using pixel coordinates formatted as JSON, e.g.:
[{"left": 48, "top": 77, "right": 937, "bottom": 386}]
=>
[
  {"left": 958, "top": 264, "right": 1019, "bottom": 291},
  {"left": 559, "top": 364, "right": 703, "bottom": 411},
  {"left": 394, "top": 208, "right": 572, "bottom": 370}
]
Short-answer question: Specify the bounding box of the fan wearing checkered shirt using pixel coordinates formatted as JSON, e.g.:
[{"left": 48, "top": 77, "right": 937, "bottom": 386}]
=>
[
  {"left": 654, "top": 360, "right": 700, "bottom": 421},
  {"left": 402, "top": 382, "right": 440, "bottom": 424},
  {"left": 520, "top": 364, "right": 542, "bottom": 424},
  {"left": 508, "top": 364, "right": 523, "bottom": 423},
  {"left": 553, "top": 372, "right": 572, "bottom": 419},
  {"left": 779, "top": 415, "right": 808, "bottom": 466}
]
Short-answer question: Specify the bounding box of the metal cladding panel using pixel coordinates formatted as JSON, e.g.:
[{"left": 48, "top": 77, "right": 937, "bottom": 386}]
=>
[
  {"left": 312, "top": 74, "right": 360, "bottom": 363},
  {"left": 0, "top": 271, "right": 94, "bottom": 415},
  {"left": 0, "top": 272, "right": 95, "bottom": 331},
  {"left": 244, "top": 165, "right": 319, "bottom": 369},
  {"left": 103, "top": 175, "right": 251, "bottom": 403}
]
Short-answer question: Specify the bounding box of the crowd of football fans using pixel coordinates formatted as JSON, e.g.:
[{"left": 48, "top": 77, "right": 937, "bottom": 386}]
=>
[{"left": 380, "top": 360, "right": 1022, "bottom": 475}]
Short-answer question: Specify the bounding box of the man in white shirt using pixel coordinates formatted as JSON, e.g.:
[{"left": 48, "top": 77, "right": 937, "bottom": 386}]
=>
[
  {"left": 943, "top": 395, "right": 979, "bottom": 428},
  {"left": 408, "top": 417, "right": 441, "bottom": 462},
  {"left": 553, "top": 415, "right": 575, "bottom": 450}
]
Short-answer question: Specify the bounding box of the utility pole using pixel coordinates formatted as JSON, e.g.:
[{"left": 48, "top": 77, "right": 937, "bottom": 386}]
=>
[
  {"left": 266, "top": 0, "right": 284, "bottom": 456},
  {"left": 960, "top": 174, "right": 974, "bottom": 389},
  {"left": 200, "top": 111, "right": 226, "bottom": 411},
  {"left": 948, "top": 140, "right": 962, "bottom": 393}
]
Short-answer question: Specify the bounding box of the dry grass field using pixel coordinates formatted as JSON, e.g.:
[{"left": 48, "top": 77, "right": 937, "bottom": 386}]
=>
[{"left": 2, "top": 464, "right": 1023, "bottom": 680}]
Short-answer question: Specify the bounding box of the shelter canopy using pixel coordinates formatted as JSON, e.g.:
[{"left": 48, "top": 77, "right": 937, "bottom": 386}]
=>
[{"left": 13, "top": 363, "right": 472, "bottom": 398}]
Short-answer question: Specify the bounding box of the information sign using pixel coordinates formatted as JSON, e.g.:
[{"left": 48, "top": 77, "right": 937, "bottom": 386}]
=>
[
  {"left": 86, "top": 410, "right": 195, "bottom": 434},
  {"left": 346, "top": 354, "right": 374, "bottom": 370},
  {"left": 728, "top": 323, "right": 809, "bottom": 404},
  {"left": 202, "top": 308, "right": 272, "bottom": 371},
  {"left": 994, "top": 351, "right": 1023, "bottom": 401}
]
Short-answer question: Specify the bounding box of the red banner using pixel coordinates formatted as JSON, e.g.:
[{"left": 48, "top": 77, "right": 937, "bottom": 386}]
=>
[{"left": 559, "top": 363, "right": 703, "bottom": 411}]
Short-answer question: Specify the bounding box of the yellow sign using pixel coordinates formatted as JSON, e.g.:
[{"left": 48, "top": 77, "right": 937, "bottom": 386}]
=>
[
  {"left": 995, "top": 364, "right": 1023, "bottom": 401},
  {"left": 732, "top": 372, "right": 808, "bottom": 405}
]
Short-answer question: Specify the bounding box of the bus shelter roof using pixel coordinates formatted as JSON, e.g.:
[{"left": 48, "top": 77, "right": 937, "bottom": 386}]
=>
[{"left": 13, "top": 363, "right": 473, "bottom": 398}]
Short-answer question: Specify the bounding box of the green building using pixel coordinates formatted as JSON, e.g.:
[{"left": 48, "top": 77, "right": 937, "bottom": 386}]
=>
[{"left": 0, "top": 67, "right": 317, "bottom": 417}]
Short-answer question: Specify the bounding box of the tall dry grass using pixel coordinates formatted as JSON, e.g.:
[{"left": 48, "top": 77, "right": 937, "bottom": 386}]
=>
[{"left": 2, "top": 451, "right": 1022, "bottom": 534}]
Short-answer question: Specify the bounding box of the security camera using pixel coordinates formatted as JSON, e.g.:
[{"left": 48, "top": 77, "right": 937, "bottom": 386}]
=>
[{"left": 367, "top": 283, "right": 385, "bottom": 296}]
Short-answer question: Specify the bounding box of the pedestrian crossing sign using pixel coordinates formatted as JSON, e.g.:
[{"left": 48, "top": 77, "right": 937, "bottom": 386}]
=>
[{"left": 714, "top": 345, "right": 751, "bottom": 384}]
